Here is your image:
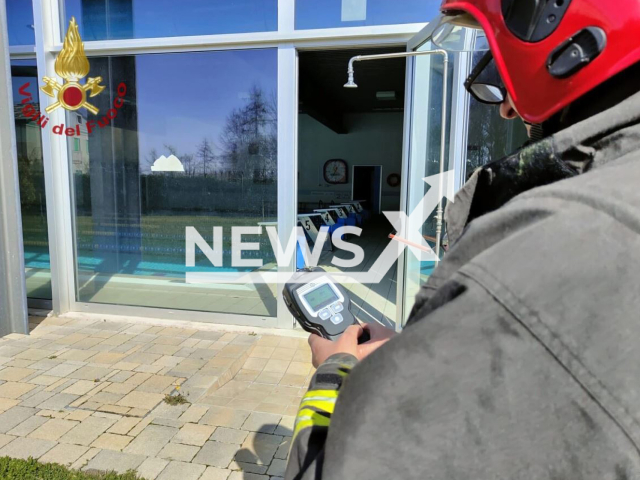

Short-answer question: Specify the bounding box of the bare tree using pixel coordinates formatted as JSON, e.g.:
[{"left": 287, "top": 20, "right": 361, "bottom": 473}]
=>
[
  {"left": 196, "top": 139, "right": 215, "bottom": 177},
  {"left": 181, "top": 153, "right": 196, "bottom": 177},
  {"left": 219, "top": 84, "right": 277, "bottom": 181},
  {"left": 163, "top": 144, "right": 178, "bottom": 156}
]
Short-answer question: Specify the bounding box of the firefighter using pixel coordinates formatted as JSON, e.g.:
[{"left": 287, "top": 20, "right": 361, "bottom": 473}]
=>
[{"left": 286, "top": 0, "right": 640, "bottom": 478}]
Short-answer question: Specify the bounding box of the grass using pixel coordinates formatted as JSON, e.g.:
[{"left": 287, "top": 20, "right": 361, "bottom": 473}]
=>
[
  {"left": 163, "top": 393, "right": 189, "bottom": 406},
  {"left": 0, "top": 457, "right": 145, "bottom": 479}
]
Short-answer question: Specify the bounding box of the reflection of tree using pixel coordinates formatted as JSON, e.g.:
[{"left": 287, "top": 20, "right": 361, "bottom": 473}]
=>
[
  {"left": 467, "top": 97, "right": 511, "bottom": 173},
  {"left": 164, "top": 144, "right": 197, "bottom": 177},
  {"left": 138, "top": 86, "right": 277, "bottom": 219},
  {"left": 144, "top": 147, "right": 159, "bottom": 172},
  {"left": 17, "top": 154, "right": 36, "bottom": 205},
  {"left": 196, "top": 139, "right": 215, "bottom": 177},
  {"left": 219, "top": 85, "right": 277, "bottom": 182},
  {"left": 142, "top": 85, "right": 276, "bottom": 181},
  {"left": 181, "top": 153, "right": 196, "bottom": 177},
  {"left": 466, "top": 98, "right": 529, "bottom": 178}
]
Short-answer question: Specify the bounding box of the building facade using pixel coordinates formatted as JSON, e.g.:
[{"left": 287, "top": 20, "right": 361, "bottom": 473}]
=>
[{"left": 1, "top": 0, "right": 527, "bottom": 333}]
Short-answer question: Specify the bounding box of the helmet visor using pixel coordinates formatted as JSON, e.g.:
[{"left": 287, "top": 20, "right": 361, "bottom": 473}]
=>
[{"left": 430, "top": 14, "right": 489, "bottom": 52}]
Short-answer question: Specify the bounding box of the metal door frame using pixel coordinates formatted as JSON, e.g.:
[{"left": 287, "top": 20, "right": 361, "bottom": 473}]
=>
[{"left": 395, "top": 22, "right": 474, "bottom": 329}]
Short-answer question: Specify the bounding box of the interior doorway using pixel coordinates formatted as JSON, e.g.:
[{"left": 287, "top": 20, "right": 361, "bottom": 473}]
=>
[
  {"left": 297, "top": 46, "right": 406, "bottom": 328},
  {"left": 352, "top": 165, "right": 382, "bottom": 215}
]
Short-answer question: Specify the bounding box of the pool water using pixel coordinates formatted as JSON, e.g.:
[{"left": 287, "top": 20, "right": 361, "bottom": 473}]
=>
[{"left": 24, "top": 247, "right": 252, "bottom": 279}]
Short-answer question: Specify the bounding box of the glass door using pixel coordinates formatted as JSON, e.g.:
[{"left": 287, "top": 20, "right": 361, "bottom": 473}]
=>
[
  {"left": 64, "top": 49, "right": 281, "bottom": 323},
  {"left": 397, "top": 23, "right": 471, "bottom": 326},
  {"left": 397, "top": 23, "right": 528, "bottom": 326}
]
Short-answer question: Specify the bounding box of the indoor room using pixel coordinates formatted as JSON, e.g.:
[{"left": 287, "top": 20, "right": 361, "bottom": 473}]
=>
[{"left": 297, "top": 47, "right": 406, "bottom": 328}]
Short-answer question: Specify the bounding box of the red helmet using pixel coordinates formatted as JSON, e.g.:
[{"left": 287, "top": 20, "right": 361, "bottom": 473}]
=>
[{"left": 438, "top": 0, "right": 640, "bottom": 123}]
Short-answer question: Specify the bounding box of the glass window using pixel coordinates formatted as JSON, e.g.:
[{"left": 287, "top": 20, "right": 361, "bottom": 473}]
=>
[
  {"left": 68, "top": 49, "right": 278, "bottom": 317},
  {"left": 74, "top": 138, "right": 80, "bottom": 151},
  {"left": 11, "top": 60, "right": 52, "bottom": 300},
  {"left": 296, "top": 0, "right": 438, "bottom": 30},
  {"left": 6, "top": 0, "right": 35, "bottom": 45},
  {"left": 62, "top": 0, "right": 277, "bottom": 41}
]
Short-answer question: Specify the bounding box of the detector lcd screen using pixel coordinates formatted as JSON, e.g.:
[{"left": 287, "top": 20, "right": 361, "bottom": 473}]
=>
[{"left": 303, "top": 284, "right": 339, "bottom": 312}]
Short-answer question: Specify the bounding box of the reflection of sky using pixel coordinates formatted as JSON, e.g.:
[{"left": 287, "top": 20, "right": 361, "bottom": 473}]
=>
[
  {"left": 135, "top": 49, "right": 277, "bottom": 169},
  {"left": 6, "top": 0, "right": 35, "bottom": 45},
  {"left": 9, "top": 52, "right": 278, "bottom": 173},
  {"left": 63, "top": 0, "right": 277, "bottom": 40},
  {"left": 296, "top": 0, "right": 438, "bottom": 29},
  {"left": 9, "top": 0, "right": 437, "bottom": 45},
  {"left": 57, "top": 0, "right": 435, "bottom": 40}
]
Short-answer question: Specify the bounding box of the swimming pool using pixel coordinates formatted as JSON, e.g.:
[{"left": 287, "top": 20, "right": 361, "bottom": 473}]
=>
[{"left": 24, "top": 247, "right": 255, "bottom": 279}]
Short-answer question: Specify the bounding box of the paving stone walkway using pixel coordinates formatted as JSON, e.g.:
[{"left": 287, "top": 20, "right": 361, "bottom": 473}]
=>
[{"left": 0, "top": 316, "right": 313, "bottom": 479}]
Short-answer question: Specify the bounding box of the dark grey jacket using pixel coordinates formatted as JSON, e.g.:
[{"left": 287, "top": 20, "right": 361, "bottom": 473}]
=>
[{"left": 286, "top": 91, "right": 640, "bottom": 480}]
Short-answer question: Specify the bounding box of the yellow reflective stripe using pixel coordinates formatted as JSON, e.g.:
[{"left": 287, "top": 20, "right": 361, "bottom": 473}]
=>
[
  {"left": 295, "top": 409, "right": 331, "bottom": 431},
  {"left": 302, "top": 389, "right": 339, "bottom": 400},
  {"left": 297, "top": 408, "right": 330, "bottom": 420},
  {"left": 293, "top": 411, "right": 331, "bottom": 439},
  {"left": 298, "top": 399, "right": 336, "bottom": 415},
  {"left": 290, "top": 388, "right": 344, "bottom": 449},
  {"left": 337, "top": 369, "right": 350, "bottom": 378}
]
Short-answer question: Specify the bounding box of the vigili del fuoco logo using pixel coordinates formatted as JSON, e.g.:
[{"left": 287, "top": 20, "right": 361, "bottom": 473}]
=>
[{"left": 18, "top": 17, "right": 127, "bottom": 136}]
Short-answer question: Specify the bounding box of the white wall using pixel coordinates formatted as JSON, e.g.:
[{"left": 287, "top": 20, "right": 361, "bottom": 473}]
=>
[{"left": 298, "top": 112, "right": 404, "bottom": 212}]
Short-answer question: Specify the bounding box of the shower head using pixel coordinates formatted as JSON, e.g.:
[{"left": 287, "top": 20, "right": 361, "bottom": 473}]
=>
[
  {"left": 344, "top": 56, "right": 360, "bottom": 88},
  {"left": 344, "top": 76, "right": 358, "bottom": 88}
]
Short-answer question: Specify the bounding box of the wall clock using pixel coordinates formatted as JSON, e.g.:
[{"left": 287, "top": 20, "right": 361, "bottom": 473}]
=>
[
  {"left": 387, "top": 173, "right": 401, "bottom": 187},
  {"left": 323, "top": 159, "right": 348, "bottom": 184}
]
